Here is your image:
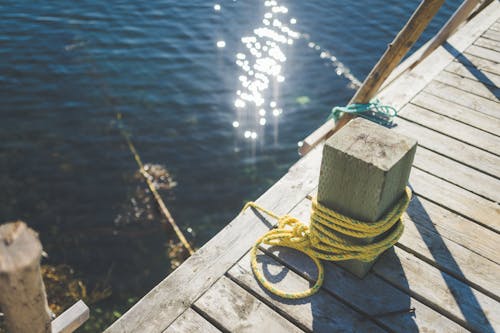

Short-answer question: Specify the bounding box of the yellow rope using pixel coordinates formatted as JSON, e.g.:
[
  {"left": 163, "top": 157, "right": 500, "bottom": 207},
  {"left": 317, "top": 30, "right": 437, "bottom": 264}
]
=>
[{"left": 243, "top": 186, "right": 411, "bottom": 299}]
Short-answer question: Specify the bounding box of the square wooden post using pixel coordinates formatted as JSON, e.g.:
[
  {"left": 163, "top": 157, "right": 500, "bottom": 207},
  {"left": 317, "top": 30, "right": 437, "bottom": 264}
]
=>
[
  {"left": 0, "top": 222, "right": 51, "bottom": 333},
  {"left": 317, "top": 118, "right": 417, "bottom": 278},
  {"left": 0, "top": 221, "right": 89, "bottom": 333}
]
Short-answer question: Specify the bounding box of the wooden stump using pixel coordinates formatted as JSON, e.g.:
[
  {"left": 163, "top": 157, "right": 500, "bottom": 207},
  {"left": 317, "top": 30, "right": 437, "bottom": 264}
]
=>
[
  {"left": 318, "top": 118, "right": 417, "bottom": 278},
  {"left": 0, "top": 221, "right": 51, "bottom": 333}
]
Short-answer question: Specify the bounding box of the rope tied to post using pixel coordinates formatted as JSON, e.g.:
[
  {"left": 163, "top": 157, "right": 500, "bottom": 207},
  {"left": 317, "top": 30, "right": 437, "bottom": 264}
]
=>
[
  {"left": 242, "top": 186, "right": 411, "bottom": 299},
  {"left": 330, "top": 99, "right": 398, "bottom": 127}
]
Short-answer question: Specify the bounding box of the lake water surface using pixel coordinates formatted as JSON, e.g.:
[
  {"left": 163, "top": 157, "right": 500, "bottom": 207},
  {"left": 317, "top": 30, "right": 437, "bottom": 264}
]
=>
[{"left": 0, "top": 0, "right": 461, "bottom": 330}]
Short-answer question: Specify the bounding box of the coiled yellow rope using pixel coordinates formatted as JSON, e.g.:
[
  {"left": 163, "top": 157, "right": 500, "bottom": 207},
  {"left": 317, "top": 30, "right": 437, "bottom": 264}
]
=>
[{"left": 243, "top": 186, "right": 411, "bottom": 299}]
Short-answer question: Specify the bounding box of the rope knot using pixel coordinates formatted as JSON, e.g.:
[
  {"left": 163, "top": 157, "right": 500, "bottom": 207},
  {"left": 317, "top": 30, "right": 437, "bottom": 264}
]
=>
[
  {"left": 278, "top": 216, "right": 309, "bottom": 240},
  {"left": 330, "top": 99, "right": 398, "bottom": 127},
  {"left": 242, "top": 186, "right": 412, "bottom": 299}
]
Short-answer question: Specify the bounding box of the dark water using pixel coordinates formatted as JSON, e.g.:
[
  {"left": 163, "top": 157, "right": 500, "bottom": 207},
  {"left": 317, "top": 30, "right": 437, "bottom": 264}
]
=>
[{"left": 1, "top": 0, "right": 460, "bottom": 330}]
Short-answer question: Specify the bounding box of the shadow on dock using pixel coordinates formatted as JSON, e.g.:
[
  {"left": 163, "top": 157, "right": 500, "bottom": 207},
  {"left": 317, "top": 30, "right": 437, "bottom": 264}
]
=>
[
  {"left": 406, "top": 195, "right": 495, "bottom": 333},
  {"left": 443, "top": 41, "right": 499, "bottom": 99},
  {"left": 241, "top": 191, "right": 496, "bottom": 332}
]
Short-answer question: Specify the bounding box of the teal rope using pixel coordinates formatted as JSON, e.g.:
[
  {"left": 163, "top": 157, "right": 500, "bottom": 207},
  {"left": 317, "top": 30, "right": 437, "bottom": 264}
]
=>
[{"left": 329, "top": 99, "right": 398, "bottom": 127}]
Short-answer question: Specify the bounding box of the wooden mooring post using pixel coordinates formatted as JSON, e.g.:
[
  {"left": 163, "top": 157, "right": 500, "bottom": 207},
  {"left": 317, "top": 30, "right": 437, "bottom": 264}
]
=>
[
  {"left": 317, "top": 118, "right": 417, "bottom": 278},
  {"left": 0, "top": 221, "right": 89, "bottom": 333}
]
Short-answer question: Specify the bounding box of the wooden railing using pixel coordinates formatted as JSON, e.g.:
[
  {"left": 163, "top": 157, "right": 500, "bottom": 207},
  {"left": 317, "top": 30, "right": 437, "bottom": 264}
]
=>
[{"left": 299, "top": 0, "right": 490, "bottom": 156}]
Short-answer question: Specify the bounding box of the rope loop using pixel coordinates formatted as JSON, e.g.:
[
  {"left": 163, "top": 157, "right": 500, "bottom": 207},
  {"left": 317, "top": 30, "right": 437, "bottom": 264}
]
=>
[
  {"left": 242, "top": 186, "right": 411, "bottom": 299},
  {"left": 330, "top": 99, "right": 398, "bottom": 127}
]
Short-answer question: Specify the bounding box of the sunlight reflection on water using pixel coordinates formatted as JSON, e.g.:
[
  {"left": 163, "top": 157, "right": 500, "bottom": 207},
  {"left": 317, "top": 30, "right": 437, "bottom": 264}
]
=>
[
  {"left": 231, "top": 0, "right": 298, "bottom": 146},
  {"left": 224, "top": 0, "right": 361, "bottom": 146}
]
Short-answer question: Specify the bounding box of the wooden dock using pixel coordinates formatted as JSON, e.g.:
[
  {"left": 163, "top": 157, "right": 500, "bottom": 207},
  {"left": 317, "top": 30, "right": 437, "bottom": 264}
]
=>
[{"left": 105, "top": 2, "right": 500, "bottom": 332}]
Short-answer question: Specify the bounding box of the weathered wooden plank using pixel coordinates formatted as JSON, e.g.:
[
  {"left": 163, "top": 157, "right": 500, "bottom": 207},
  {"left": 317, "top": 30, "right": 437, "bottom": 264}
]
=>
[
  {"left": 318, "top": 118, "right": 416, "bottom": 277},
  {"left": 445, "top": 60, "right": 500, "bottom": 87},
  {"left": 411, "top": 90, "right": 500, "bottom": 136},
  {"left": 259, "top": 196, "right": 469, "bottom": 332},
  {"left": 475, "top": 36, "right": 500, "bottom": 52},
  {"left": 393, "top": 117, "right": 500, "bottom": 178},
  {"left": 0, "top": 222, "right": 51, "bottom": 333},
  {"left": 404, "top": 194, "right": 499, "bottom": 265},
  {"left": 409, "top": 0, "right": 484, "bottom": 70},
  {"left": 399, "top": 103, "right": 500, "bottom": 155},
  {"left": 300, "top": 1, "right": 500, "bottom": 155},
  {"left": 227, "top": 252, "right": 386, "bottom": 333},
  {"left": 194, "top": 277, "right": 305, "bottom": 333},
  {"left": 490, "top": 22, "right": 500, "bottom": 32},
  {"left": 163, "top": 309, "right": 220, "bottom": 333},
  {"left": 434, "top": 71, "right": 500, "bottom": 102},
  {"left": 465, "top": 44, "right": 500, "bottom": 63},
  {"left": 378, "top": 1, "right": 500, "bottom": 111},
  {"left": 51, "top": 300, "right": 89, "bottom": 333},
  {"left": 413, "top": 146, "right": 500, "bottom": 203},
  {"left": 290, "top": 192, "right": 500, "bottom": 302},
  {"left": 401, "top": 212, "right": 500, "bottom": 301},
  {"left": 104, "top": 146, "right": 324, "bottom": 333},
  {"left": 409, "top": 167, "right": 500, "bottom": 233},
  {"left": 349, "top": 0, "right": 445, "bottom": 104},
  {"left": 482, "top": 28, "right": 500, "bottom": 42},
  {"left": 374, "top": 247, "right": 500, "bottom": 333},
  {"left": 298, "top": 119, "right": 335, "bottom": 155},
  {"left": 399, "top": 205, "right": 500, "bottom": 301},
  {"left": 423, "top": 81, "right": 500, "bottom": 119},
  {"left": 305, "top": 184, "right": 499, "bottom": 267},
  {"left": 381, "top": 38, "right": 433, "bottom": 90},
  {"left": 231, "top": 248, "right": 466, "bottom": 333},
  {"left": 454, "top": 52, "right": 500, "bottom": 75}
]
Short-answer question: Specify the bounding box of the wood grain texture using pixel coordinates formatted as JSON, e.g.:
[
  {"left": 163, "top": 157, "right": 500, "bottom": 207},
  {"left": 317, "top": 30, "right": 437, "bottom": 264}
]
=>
[
  {"left": 445, "top": 59, "right": 500, "bottom": 87},
  {"left": 299, "top": 1, "right": 499, "bottom": 156},
  {"left": 423, "top": 80, "right": 500, "bottom": 119},
  {"left": 455, "top": 52, "right": 500, "bottom": 75},
  {"left": 378, "top": 1, "right": 500, "bottom": 110},
  {"left": 261, "top": 198, "right": 468, "bottom": 333},
  {"left": 403, "top": 195, "right": 499, "bottom": 265},
  {"left": 51, "top": 300, "right": 89, "bottom": 333},
  {"left": 298, "top": 119, "right": 335, "bottom": 156},
  {"left": 291, "top": 192, "right": 500, "bottom": 304},
  {"left": 434, "top": 70, "right": 500, "bottom": 102},
  {"left": 393, "top": 116, "right": 500, "bottom": 177},
  {"left": 399, "top": 103, "right": 500, "bottom": 155},
  {"left": 490, "top": 22, "right": 500, "bottom": 32},
  {"left": 412, "top": 146, "right": 500, "bottom": 203},
  {"left": 318, "top": 118, "right": 416, "bottom": 277},
  {"left": 305, "top": 185, "right": 500, "bottom": 268},
  {"left": 374, "top": 247, "right": 500, "bottom": 333},
  {"left": 409, "top": 167, "right": 500, "bottom": 233},
  {"left": 319, "top": 118, "right": 416, "bottom": 221},
  {"left": 350, "top": 0, "right": 446, "bottom": 103},
  {"left": 399, "top": 205, "right": 500, "bottom": 302},
  {"left": 194, "top": 276, "right": 304, "bottom": 333},
  {"left": 0, "top": 222, "right": 51, "bottom": 333},
  {"left": 107, "top": 4, "right": 500, "bottom": 332},
  {"left": 104, "top": 146, "right": 323, "bottom": 333},
  {"left": 263, "top": 248, "right": 467, "bottom": 333},
  {"left": 475, "top": 36, "right": 500, "bottom": 52},
  {"left": 413, "top": 0, "right": 482, "bottom": 67},
  {"left": 482, "top": 28, "right": 500, "bottom": 42},
  {"left": 227, "top": 251, "right": 386, "bottom": 333},
  {"left": 307, "top": 175, "right": 500, "bottom": 263},
  {"left": 411, "top": 90, "right": 500, "bottom": 136},
  {"left": 466, "top": 44, "right": 500, "bottom": 63},
  {"left": 163, "top": 308, "right": 220, "bottom": 333}
]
